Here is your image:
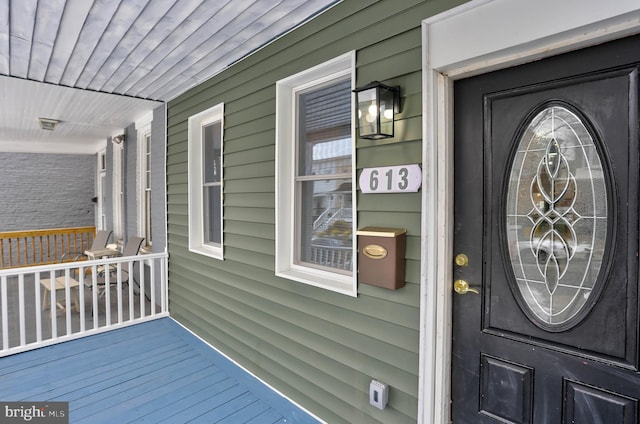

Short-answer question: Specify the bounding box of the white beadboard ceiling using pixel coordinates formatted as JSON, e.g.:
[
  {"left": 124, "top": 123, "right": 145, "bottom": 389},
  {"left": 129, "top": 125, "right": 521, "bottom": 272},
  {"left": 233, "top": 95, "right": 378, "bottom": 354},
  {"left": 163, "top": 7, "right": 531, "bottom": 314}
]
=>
[{"left": 0, "top": 0, "right": 340, "bottom": 153}]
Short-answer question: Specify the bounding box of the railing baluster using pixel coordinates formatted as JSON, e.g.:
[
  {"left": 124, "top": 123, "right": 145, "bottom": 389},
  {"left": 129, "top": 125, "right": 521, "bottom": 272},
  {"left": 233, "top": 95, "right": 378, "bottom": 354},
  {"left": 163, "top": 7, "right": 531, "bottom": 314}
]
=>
[
  {"left": 18, "top": 274, "right": 26, "bottom": 346},
  {"left": 8, "top": 239, "right": 13, "bottom": 267},
  {"left": 116, "top": 262, "right": 123, "bottom": 324},
  {"left": 48, "top": 270, "right": 57, "bottom": 340},
  {"left": 128, "top": 261, "right": 134, "bottom": 320},
  {"left": 78, "top": 266, "right": 85, "bottom": 332},
  {"left": 45, "top": 235, "right": 50, "bottom": 264},
  {"left": 35, "top": 271, "right": 42, "bottom": 343},
  {"left": 53, "top": 235, "right": 58, "bottom": 264},
  {"left": 1, "top": 276, "right": 8, "bottom": 351},
  {"left": 139, "top": 260, "right": 145, "bottom": 317},
  {"left": 64, "top": 269, "right": 72, "bottom": 336},
  {"left": 31, "top": 236, "right": 36, "bottom": 265},
  {"left": 104, "top": 264, "right": 111, "bottom": 326},
  {"left": 149, "top": 258, "right": 156, "bottom": 316},
  {"left": 38, "top": 236, "right": 43, "bottom": 265},
  {"left": 92, "top": 264, "right": 98, "bottom": 329}
]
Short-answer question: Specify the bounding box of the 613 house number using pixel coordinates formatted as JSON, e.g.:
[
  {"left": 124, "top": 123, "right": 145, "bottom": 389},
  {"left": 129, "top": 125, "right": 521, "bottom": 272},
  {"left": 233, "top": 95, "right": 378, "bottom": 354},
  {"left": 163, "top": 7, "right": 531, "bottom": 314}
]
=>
[{"left": 359, "top": 164, "right": 422, "bottom": 194}]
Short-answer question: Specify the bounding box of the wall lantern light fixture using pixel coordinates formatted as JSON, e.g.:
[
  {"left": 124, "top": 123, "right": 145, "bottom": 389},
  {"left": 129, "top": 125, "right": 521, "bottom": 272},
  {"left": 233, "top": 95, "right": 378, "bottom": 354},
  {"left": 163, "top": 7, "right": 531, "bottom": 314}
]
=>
[{"left": 353, "top": 81, "right": 400, "bottom": 140}]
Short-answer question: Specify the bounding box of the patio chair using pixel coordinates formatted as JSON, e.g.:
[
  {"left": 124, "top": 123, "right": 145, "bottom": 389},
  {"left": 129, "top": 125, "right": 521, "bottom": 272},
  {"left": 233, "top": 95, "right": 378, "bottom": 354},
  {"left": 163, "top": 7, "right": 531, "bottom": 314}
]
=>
[
  {"left": 93, "top": 236, "right": 145, "bottom": 298},
  {"left": 61, "top": 230, "right": 112, "bottom": 262}
]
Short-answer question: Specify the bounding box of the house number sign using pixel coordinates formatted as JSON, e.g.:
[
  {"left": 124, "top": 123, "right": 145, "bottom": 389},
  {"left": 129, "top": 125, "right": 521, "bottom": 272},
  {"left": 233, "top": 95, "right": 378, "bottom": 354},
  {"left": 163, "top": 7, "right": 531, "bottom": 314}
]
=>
[{"left": 359, "top": 164, "right": 422, "bottom": 193}]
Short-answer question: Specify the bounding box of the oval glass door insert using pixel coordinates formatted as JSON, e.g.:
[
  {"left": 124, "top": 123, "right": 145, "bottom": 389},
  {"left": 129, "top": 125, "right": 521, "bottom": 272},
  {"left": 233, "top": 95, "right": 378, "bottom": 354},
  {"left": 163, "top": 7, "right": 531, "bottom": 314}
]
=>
[{"left": 506, "top": 105, "right": 608, "bottom": 329}]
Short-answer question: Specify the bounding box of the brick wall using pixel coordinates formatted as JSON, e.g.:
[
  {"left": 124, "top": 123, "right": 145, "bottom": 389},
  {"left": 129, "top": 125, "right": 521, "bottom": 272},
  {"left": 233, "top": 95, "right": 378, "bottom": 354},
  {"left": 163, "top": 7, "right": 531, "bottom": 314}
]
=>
[{"left": 0, "top": 152, "right": 95, "bottom": 231}]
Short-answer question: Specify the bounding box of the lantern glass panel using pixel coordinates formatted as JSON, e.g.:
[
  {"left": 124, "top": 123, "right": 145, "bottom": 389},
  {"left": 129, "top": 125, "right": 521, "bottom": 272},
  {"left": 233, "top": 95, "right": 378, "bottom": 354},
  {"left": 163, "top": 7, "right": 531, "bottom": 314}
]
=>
[
  {"left": 356, "top": 87, "right": 378, "bottom": 138},
  {"left": 378, "top": 86, "right": 395, "bottom": 137}
]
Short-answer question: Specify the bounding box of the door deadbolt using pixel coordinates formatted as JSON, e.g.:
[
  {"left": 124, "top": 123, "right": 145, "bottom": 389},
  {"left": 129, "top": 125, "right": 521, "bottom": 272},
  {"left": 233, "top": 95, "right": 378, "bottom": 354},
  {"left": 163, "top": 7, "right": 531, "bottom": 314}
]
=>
[{"left": 455, "top": 253, "right": 469, "bottom": 267}]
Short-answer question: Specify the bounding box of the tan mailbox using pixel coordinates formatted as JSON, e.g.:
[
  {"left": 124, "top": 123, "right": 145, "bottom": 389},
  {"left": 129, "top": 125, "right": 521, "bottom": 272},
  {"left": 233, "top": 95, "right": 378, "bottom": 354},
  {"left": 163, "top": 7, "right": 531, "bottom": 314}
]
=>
[{"left": 357, "top": 227, "right": 406, "bottom": 290}]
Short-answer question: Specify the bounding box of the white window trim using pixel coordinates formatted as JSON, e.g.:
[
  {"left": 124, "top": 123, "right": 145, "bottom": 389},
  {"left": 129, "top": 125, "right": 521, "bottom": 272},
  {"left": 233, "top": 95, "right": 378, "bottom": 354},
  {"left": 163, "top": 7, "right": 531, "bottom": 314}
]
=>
[
  {"left": 97, "top": 148, "right": 107, "bottom": 231},
  {"left": 136, "top": 114, "right": 153, "bottom": 247},
  {"left": 188, "top": 103, "right": 224, "bottom": 260},
  {"left": 112, "top": 138, "right": 124, "bottom": 242},
  {"left": 275, "top": 51, "right": 357, "bottom": 297}
]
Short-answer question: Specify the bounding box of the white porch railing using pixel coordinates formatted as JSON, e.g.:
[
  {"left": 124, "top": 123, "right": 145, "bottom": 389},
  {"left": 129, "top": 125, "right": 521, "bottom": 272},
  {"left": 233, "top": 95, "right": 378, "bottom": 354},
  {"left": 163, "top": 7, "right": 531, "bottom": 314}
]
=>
[{"left": 0, "top": 252, "right": 168, "bottom": 357}]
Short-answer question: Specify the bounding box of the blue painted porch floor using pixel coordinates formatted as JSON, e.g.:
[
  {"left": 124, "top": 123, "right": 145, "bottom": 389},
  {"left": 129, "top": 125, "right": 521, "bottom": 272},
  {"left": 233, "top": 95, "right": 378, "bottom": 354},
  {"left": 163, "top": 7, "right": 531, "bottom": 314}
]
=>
[{"left": 0, "top": 318, "right": 321, "bottom": 423}]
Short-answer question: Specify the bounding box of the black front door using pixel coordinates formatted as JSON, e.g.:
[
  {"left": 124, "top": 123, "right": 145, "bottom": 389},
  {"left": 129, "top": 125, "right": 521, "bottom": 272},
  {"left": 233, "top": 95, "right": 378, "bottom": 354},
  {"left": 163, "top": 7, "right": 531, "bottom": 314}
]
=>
[{"left": 451, "top": 34, "right": 640, "bottom": 423}]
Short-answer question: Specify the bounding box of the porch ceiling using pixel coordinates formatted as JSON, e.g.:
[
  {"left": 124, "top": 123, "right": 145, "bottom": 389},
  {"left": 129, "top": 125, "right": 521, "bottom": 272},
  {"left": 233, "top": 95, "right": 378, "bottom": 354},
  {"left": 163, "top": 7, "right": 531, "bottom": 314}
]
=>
[{"left": 0, "top": 0, "right": 340, "bottom": 153}]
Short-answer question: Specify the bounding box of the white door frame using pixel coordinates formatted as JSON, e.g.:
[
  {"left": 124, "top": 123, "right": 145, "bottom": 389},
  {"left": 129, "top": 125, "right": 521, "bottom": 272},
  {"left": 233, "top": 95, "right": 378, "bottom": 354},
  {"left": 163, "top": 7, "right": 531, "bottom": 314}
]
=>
[{"left": 418, "top": 0, "right": 640, "bottom": 422}]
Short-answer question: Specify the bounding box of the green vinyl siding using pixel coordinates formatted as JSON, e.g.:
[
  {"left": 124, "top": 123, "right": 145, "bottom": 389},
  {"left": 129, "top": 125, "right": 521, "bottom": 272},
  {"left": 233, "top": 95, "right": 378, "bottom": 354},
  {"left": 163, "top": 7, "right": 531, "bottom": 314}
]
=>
[{"left": 167, "top": 0, "right": 468, "bottom": 422}]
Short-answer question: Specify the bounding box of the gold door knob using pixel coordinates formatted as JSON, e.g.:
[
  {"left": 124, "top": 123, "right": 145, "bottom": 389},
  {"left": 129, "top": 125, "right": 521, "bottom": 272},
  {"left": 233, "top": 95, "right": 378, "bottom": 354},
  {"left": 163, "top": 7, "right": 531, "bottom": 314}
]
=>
[{"left": 454, "top": 279, "right": 480, "bottom": 295}]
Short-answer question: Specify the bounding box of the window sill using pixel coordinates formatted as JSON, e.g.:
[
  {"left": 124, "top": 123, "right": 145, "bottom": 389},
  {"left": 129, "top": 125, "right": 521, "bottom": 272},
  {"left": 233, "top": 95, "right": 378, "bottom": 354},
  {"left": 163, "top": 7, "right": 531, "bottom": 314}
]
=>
[
  {"left": 276, "top": 266, "right": 356, "bottom": 297},
  {"left": 189, "top": 245, "right": 223, "bottom": 260}
]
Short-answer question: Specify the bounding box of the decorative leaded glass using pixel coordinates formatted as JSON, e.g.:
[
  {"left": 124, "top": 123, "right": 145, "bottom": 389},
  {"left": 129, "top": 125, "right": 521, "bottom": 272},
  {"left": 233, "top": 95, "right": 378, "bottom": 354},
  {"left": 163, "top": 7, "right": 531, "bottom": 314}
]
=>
[{"left": 506, "top": 105, "right": 607, "bottom": 328}]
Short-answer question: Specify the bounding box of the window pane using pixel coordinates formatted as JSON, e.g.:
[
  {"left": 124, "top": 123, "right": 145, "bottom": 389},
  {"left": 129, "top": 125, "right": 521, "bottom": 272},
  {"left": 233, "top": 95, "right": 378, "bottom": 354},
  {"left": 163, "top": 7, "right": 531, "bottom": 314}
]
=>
[
  {"left": 299, "top": 178, "right": 352, "bottom": 272},
  {"left": 204, "top": 185, "right": 221, "bottom": 245},
  {"left": 145, "top": 141, "right": 151, "bottom": 189},
  {"left": 296, "top": 76, "right": 352, "bottom": 273},
  {"left": 298, "top": 79, "right": 352, "bottom": 176},
  {"left": 203, "top": 122, "right": 221, "bottom": 183}
]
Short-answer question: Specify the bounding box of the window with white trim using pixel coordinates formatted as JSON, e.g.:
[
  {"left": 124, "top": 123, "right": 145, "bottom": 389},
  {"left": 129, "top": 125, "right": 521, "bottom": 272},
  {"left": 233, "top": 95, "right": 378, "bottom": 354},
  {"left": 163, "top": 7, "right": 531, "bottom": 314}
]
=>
[
  {"left": 188, "top": 103, "right": 224, "bottom": 259},
  {"left": 136, "top": 115, "right": 152, "bottom": 249},
  {"left": 112, "top": 140, "right": 124, "bottom": 242},
  {"left": 276, "top": 51, "right": 356, "bottom": 296},
  {"left": 138, "top": 128, "right": 152, "bottom": 247},
  {"left": 97, "top": 149, "right": 107, "bottom": 231},
  {"left": 143, "top": 132, "right": 152, "bottom": 246}
]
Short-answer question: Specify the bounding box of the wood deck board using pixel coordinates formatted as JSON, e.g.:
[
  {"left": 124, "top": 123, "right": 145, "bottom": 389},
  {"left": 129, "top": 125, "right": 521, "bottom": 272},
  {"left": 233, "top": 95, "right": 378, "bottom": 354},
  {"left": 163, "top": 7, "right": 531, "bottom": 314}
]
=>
[
  {"left": 141, "top": 383, "right": 248, "bottom": 424},
  {"left": 104, "top": 373, "right": 235, "bottom": 424},
  {"left": 246, "top": 409, "right": 287, "bottom": 424},
  {"left": 8, "top": 343, "right": 194, "bottom": 401},
  {"left": 3, "top": 338, "right": 189, "bottom": 393},
  {"left": 3, "top": 341, "right": 194, "bottom": 402},
  {"left": 64, "top": 354, "right": 212, "bottom": 415},
  {"left": 0, "top": 318, "right": 321, "bottom": 423}
]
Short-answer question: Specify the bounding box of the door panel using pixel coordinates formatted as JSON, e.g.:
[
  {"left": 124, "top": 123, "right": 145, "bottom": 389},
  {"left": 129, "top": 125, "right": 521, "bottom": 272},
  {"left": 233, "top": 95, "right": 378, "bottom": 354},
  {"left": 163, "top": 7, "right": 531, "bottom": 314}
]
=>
[
  {"left": 452, "top": 34, "right": 640, "bottom": 423},
  {"left": 487, "top": 70, "right": 637, "bottom": 364}
]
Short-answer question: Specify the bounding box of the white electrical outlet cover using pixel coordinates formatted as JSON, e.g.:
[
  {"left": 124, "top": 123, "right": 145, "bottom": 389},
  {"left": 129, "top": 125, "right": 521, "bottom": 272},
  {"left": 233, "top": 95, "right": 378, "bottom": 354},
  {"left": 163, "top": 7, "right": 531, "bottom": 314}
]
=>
[{"left": 369, "top": 380, "right": 389, "bottom": 410}]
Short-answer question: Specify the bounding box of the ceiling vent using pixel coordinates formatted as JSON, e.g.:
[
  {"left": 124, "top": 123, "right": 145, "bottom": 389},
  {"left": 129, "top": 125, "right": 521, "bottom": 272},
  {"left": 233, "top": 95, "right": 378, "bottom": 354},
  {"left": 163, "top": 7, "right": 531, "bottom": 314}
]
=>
[{"left": 39, "top": 117, "right": 60, "bottom": 131}]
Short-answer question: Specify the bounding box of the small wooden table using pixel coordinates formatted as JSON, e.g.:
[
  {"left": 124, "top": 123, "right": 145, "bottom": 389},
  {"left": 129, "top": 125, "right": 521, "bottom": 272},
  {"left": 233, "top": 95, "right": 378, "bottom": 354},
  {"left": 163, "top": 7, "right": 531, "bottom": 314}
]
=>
[
  {"left": 84, "top": 248, "right": 119, "bottom": 260},
  {"left": 40, "top": 276, "right": 80, "bottom": 312}
]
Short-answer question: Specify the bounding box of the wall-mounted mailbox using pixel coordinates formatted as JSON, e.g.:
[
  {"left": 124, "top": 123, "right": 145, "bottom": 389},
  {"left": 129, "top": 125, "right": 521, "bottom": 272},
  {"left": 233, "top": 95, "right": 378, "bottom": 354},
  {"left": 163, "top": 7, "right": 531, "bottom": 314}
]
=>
[{"left": 357, "top": 227, "right": 406, "bottom": 290}]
